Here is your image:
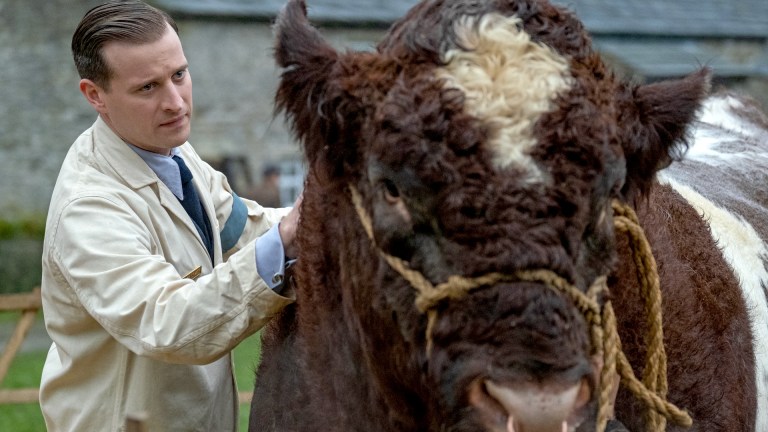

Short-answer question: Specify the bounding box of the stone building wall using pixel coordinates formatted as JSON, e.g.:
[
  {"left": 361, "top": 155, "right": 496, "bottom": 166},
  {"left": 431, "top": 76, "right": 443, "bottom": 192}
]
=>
[{"left": 1, "top": 0, "right": 102, "bottom": 219}]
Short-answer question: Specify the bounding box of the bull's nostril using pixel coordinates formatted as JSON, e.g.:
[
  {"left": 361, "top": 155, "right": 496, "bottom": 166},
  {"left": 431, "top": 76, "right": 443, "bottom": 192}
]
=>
[
  {"left": 575, "top": 378, "right": 591, "bottom": 410},
  {"left": 467, "top": 378, "right": 509, "bottom": 432},
  {"left": 564, "top": 378, "right": 593, "bottom": 430}
]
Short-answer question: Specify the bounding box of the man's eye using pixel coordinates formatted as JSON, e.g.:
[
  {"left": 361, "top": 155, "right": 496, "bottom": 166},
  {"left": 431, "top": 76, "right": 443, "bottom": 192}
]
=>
[
  {"left": 140, "top": 83, "right": 155, "bottom": 92},
  {"left": 174, "top": 70, "right": 186, "bottom": 79}
]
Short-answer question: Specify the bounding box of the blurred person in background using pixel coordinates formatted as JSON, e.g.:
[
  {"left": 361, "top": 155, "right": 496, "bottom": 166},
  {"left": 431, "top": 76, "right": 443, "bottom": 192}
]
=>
[{"left": 246, "top": 164, "right": 282, "bottom": 208}]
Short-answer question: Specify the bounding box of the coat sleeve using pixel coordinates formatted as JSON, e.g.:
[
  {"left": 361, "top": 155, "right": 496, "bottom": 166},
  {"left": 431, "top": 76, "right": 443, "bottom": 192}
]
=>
[{"left": 46, "top": 193, "right": 293, "bottom": 365}]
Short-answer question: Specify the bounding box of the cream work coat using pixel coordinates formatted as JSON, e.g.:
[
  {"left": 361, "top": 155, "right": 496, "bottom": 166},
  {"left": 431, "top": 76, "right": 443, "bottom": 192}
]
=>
[{"left": 40, "top": 117, "right": 293, "bottom": 431}]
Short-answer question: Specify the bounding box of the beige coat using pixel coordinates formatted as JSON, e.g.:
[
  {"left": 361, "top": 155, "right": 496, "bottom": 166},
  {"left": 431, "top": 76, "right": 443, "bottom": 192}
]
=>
[{"left": 40, "top": 117, "right": 293, "bottom": 431}]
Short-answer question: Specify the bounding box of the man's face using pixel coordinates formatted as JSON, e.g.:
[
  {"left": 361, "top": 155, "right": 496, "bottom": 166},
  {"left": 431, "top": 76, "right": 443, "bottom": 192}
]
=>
[{"left": 85, "top": 24, "right": 193, "bottom": 154}]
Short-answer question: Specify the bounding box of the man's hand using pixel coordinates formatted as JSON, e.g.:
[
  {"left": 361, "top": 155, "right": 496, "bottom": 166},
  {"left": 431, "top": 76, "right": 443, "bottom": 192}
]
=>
[{"left": 278, "top": 193, "right": 303, "bottom": 259}]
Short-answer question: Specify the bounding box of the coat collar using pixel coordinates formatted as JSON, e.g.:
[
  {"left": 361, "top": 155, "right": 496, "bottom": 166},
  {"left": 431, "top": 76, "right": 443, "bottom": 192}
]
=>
[{"left": 91, "top": 116, "right": 165, "bottom": 191}]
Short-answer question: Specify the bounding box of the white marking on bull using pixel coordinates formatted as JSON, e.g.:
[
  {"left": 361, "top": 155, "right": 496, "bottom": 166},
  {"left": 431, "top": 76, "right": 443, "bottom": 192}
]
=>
[
  {"left": 697, "top": 94, "right": 768, "bottom": 141},
  {"left": 658, "top": 176, "right": 768, "bottom": 432},
  {"left": 684, "top": 95, "right": 768, "bottom": 166},
  {"left": 436, "top": 13, "right": 573, "bottom": 179}
]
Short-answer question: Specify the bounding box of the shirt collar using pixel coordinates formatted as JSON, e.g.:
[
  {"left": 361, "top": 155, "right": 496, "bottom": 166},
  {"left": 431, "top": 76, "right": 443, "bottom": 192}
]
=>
[{"left": 127, "top": 145, "right": 185, "bottom": 200}]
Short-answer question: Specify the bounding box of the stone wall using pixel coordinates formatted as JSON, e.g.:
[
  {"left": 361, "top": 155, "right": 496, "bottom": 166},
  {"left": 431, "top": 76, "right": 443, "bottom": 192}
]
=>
[{"left": 1, "top": 0, "right": 102, "bottom": 219}]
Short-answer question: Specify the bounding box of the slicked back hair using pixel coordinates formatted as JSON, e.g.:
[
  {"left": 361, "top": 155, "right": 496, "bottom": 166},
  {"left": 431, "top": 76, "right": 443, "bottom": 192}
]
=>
[{"left": 72, "top": 0, "right": 179, "bottom": 90}]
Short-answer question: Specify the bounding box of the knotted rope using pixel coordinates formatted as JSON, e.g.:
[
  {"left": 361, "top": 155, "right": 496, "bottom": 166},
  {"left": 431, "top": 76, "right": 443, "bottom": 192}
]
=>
[
  {"left": 611, "top": 201, "right": 671, "bottom": 430},
  {"left": 349, "top": 185, "right": 692, "bottom": 430}
]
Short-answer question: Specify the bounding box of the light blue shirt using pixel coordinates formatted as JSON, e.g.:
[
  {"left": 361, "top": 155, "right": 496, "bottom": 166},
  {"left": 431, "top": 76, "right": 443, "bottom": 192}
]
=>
[{"left": 127, "top": 144, "right": 288, "bottom": 292}]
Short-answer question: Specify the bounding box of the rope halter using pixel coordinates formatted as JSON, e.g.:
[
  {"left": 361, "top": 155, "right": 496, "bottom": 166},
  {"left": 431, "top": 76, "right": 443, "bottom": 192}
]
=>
[{"left": 348, "top": 184, "right": 692, "bottom": 431}]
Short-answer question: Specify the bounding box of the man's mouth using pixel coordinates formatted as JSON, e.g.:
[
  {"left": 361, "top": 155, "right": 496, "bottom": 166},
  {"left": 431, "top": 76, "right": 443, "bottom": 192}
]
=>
[{"left": 160, "top": 114, "right": 186, "bottom": 127}]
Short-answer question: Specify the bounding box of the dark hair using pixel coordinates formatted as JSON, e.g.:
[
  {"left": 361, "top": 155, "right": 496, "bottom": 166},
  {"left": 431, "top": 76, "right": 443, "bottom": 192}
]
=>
[
  {"left": 71, "top": 0, "right": 178, "bottom": 89},
  {"left": 263, "top": 164, "right": 280, "bottom": 178}
]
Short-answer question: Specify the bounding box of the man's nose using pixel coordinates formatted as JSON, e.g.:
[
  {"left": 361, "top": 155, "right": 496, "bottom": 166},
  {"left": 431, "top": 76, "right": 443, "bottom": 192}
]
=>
[{"left": 162, "top": 84, "right": 185, "bottom": 111}]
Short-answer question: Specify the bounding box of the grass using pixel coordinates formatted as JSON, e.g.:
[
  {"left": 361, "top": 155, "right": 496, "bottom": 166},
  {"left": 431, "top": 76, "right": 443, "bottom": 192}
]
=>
[
  {"left": 234, "top": 332, "right": 263, "bottom": 431},
  {"left": 0, "top": 328, "right": 263, "bottom": 432},
  {"left": 0, "top": 351, "right": 46, "bottom": 432}
]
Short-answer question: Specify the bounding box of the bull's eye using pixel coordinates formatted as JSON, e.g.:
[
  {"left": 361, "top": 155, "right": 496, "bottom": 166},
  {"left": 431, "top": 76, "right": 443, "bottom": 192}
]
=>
[{"left": 382, "top": 179, "right": 401, "bottom": 203}]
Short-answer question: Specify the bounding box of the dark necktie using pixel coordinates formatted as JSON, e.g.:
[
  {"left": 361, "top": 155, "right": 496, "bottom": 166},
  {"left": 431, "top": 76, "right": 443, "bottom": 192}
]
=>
[{"left": 172, "top": 155, "right": 214, "bottom": 260}]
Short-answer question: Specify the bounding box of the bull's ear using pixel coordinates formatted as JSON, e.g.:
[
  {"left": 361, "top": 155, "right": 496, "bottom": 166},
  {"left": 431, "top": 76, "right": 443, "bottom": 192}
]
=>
[
  {"left": 620, "top": 68, "right": 711, "bottom": 201},
  {"left": 273, "top": 0, "right": 343, "bottom": 170}
]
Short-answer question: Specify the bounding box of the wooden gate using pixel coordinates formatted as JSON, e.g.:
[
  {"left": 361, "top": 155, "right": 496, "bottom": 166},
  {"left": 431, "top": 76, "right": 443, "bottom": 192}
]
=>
[{"left": 0, "top": 287, "right": 42, "bottom": 404}]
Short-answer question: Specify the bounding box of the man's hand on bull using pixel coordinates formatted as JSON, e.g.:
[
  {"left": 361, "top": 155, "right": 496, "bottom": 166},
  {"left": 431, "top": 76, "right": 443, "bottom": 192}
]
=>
[{"left": 278, "top": 193, "right": 303, "bottom": 260}]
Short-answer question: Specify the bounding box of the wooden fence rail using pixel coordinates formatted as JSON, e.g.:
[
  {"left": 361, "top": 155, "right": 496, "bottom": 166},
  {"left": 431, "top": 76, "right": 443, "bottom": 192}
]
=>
[{"left": 0, "top": 287, "right": 42, "bottom": 405}]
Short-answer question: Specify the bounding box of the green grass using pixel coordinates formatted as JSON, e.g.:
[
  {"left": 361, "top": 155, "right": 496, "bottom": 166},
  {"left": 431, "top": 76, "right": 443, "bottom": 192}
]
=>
[
  {"left": 0, "top": 331, "right": 263, "bottom": 432},
  {"left": 235, "top": 332, "right": 263, "bottom": 431},
  {"left": 0, "top": 350, "right": 46, "bottom": 432}
]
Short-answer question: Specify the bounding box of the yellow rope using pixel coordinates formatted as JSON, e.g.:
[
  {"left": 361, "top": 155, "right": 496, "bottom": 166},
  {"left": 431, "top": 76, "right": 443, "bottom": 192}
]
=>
[
  {"left": 613, "top": 201, "right": 670, "bottom": 429},
  {"left": 349, "top": 185, "right": 692, "bottom": 430}
]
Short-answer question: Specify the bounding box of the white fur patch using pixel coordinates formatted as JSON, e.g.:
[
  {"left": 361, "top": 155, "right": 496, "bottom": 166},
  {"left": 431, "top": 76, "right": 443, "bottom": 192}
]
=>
[
  {"left": 435, "top": 13, "right": 573, "bottom": 179},
  {"left": 685, "top": 94, "right": 768, "bottom": 166},
  {"left": 658, "top": 176, "right": 768, "bottom": 431},
  {"left": 697, "top": 94, "right": 768, "bottom": 141}
]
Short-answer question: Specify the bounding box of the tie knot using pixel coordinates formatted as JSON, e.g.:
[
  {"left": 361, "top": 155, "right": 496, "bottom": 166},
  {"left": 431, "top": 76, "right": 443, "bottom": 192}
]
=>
[{"left": 172, "top": 155, "right": 193, "bottom": 184}]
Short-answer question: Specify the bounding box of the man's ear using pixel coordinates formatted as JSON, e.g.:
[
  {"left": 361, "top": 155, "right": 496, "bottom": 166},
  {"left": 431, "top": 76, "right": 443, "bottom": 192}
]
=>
[{"left": 79, "top": 79, "right": 108, "bottom": 114}]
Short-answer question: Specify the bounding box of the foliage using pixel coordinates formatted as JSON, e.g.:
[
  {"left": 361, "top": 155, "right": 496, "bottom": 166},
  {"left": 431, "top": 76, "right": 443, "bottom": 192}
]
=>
[
  {"left": 0, "top": 216, "right": 46, "bottom": 295},
  {"left": 0, "top": 238, "right": 43, "bottom": 295},
  {"left": 0, "top": 217, "right": 46, "bottom": 241}
]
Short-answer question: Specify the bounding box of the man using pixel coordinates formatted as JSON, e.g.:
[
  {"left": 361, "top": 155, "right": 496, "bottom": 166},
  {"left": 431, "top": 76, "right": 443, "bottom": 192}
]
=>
[
  {"left": 39, "top": 1, "right": 300, "bottom": 430},
  {"left": 247, "top": 164, "right": 282, "bottom": 208}
]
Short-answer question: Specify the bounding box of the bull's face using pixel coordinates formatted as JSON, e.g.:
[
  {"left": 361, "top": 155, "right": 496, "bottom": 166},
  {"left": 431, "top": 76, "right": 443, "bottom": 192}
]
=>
[{"left": 274, "top": 0, "right": 708, "bottom": 430}]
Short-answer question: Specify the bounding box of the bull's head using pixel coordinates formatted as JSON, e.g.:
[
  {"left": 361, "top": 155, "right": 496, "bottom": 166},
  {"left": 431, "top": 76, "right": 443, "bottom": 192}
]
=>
[{"left": 273, "top": 0, "right": 709, "bottom": 430}]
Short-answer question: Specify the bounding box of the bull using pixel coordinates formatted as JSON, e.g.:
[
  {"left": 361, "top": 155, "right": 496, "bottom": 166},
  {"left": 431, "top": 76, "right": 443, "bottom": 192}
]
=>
[{"left": 249, "top": 0, "right": 768, "bottom": 430}]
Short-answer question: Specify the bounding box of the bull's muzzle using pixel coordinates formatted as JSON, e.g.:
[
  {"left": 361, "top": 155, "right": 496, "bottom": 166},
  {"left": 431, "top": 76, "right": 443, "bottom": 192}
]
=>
[{"left": 468, "top": 376, "right": 592, "bottom": 432}]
